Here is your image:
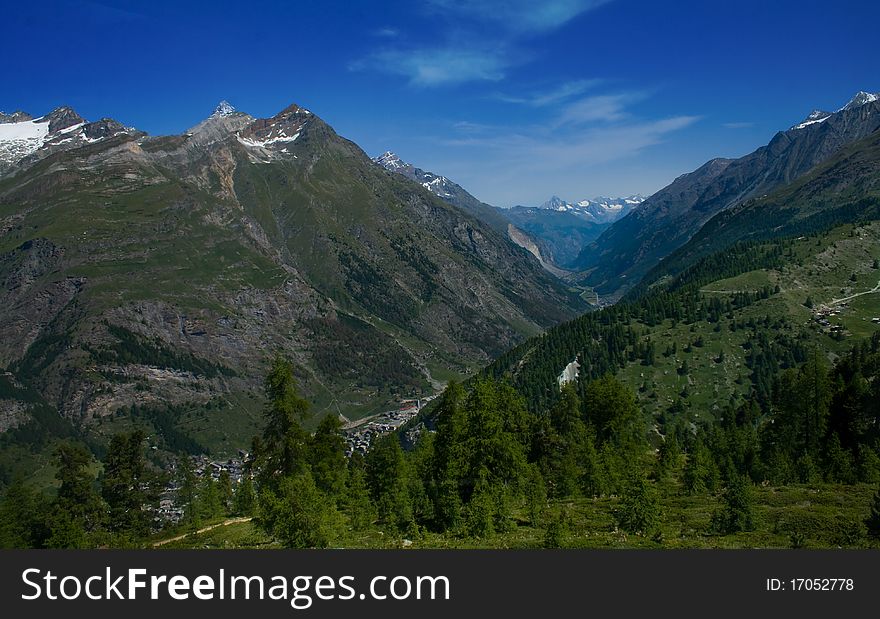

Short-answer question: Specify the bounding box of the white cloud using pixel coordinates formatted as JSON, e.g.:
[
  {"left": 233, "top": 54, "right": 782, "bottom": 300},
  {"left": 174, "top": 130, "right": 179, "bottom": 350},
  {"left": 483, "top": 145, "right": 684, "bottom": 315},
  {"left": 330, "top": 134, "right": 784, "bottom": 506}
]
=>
[
  {"left": 428, "top": 0, "right": 612, "bottom": 35},
  {"left": 496, "top": 79, "right": 602, "bottom": 106},
  {"left": 353, "top": 1, "right": 615, "bottom": 87},
  {"left": 555, "top": 93, "right": 646, "bottom": 125},
  {"left": 352, "top": 47, "right": 509, "bottom": 86}
]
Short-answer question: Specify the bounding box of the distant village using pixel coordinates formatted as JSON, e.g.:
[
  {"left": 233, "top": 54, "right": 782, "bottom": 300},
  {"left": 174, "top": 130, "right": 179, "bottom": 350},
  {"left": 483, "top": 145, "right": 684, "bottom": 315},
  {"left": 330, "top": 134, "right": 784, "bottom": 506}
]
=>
[
  {"left": 342, "top": 395, "right": 438, "bottom": 457},
  {"left": 813, "top": 303, "right": 848, "bottom": 335},
  {"left": 156, "top": 394, "right": 438, "bottom": 524},
  {"left": 157, "top": 452, "right": 249, "bottom": 524}
]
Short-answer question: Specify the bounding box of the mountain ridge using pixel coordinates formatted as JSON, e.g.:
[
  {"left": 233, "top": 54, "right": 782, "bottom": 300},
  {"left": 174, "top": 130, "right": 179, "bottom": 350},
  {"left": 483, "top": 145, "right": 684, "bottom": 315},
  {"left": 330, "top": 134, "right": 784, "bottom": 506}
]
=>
[
  {"left": 0, "top": 100, "right": 585, "bottom": 442},
  {"left": 574, "top": 90, "right": 880, "bottom": 299}
]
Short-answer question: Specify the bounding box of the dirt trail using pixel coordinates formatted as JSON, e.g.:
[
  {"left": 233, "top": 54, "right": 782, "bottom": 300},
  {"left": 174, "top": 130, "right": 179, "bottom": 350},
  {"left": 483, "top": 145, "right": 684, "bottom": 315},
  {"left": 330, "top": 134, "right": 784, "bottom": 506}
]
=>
[
  {"left": 829, "top": 278, "right": 880, "bottom": 306},
  {"left": 152, "top": 516, "right": 253, "bottom": 547}
]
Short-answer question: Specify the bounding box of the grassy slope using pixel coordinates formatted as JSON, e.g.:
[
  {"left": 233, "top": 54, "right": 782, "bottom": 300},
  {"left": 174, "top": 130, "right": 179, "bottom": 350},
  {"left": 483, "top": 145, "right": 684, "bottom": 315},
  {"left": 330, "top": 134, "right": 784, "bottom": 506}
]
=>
[{"left": 615, "top": 222, "right": 880, "bottom": 422}]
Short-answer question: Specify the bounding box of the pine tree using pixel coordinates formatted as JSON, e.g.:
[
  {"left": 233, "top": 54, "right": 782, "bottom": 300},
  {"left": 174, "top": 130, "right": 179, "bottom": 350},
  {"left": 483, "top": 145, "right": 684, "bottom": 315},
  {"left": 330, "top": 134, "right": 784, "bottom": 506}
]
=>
[
  {"left": 431, "top": 382, "right": 466, "bottom": 531},
  {"left": 310, "top": 414, "right": 347, "bottom": 496},
  {"left": 543, "top": 506, "right": 570, "bottom": 548},
  {"left": 258, "top": 355, "right": 311, "bottom": 489},
  {"left": 343, "top": 455, "right": 376, "bottom": 531},
  {"left": 217, "top": 470, "right": 234, "bottom": 515},
  {"left": 365, "top": 434, "right": 413, "bottom": 531},
  {"left": 657, "top": 435, "right": 682, "bottom": 480},
  {"left": 233, "top": 476, "right": 256, "bottom": 516},
  {"left": 0, "top": 481, "right": 50, "bottom": 548},
  {"left": 614, "top": 473, "right": 661, "bottom": 536},
  {"left": 259, "top": 472, "right": 343, "bottom": 548},
  {"left": 177, "top": 456, "right": 200, "bottom": 530},
  {"left": 198, "top": 475, "right": 223, "bottom": 521},
  {"left": 101, "top": 430, "right": 154, "bottom": 537},
  {"left": 711, "top": 473, "right": 756, "bottom": 534},
  {"left": 524, "top": 463, "right": 547, "bottom": 527},
  {"left": 52, "top": 442, "right": 104, "bottom": 535}
]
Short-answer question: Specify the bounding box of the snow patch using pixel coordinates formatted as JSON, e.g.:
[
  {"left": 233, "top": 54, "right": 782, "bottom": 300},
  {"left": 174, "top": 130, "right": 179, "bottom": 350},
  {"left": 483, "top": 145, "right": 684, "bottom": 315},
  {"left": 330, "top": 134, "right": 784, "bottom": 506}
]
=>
[
  {"left": 0, "top": 117, "right": 50, "bottom": 166},
  {"left": 557, "top": 358, "right": 580, "bottom": 388}
]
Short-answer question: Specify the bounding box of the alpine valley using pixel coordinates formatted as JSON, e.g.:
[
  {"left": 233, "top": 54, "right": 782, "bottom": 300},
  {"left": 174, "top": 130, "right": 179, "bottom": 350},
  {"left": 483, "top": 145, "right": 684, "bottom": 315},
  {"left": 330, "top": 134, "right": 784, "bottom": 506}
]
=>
[
  {"left": 0, "top": 100, "right": 585, "bottom": 470},
  {"left": 4, "top": 89, "right": 880, "bottom": 551}
]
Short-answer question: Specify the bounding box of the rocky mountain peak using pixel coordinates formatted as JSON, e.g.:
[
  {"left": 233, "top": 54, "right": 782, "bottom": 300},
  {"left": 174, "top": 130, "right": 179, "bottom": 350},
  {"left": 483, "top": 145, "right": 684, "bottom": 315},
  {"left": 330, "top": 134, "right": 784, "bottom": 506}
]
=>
[
  {"left": 373, "top": 151, "right": 407, "bottom": 171},
  {"left": 0, "top": 111, "right": 33, "bottom": 124},
  {"left": 273, "top": 103, "right": 312, "bottom": 120},
  {"left": 841, "top": 90, "right": 879, "bottom": 112},
  {"left": 213, "top": 100, "right": 236, "bottom": 117},
  {"left": 236, "top": 103, "right": 312, "bottom": 151},
  {"left": 540, "top": 196, "right": 567, "bottom": 210},
  {"left": 42, "top": 106, "right": 85, "bottom": 133},
  {"left": 791, "top": 109, "right": 833, "bottom": 131}
]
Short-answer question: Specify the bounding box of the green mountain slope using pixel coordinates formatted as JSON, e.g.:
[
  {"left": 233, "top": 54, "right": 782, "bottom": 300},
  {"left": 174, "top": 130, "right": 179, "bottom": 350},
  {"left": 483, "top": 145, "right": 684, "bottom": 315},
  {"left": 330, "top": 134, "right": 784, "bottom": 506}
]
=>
[
  {"left": 574, "top": 94, "right": 880, "bottom": 299},
  {"left": 488, "top": 223, "right": 880, "bottom": 437},
  {"left": 0, "top": 102, "right": 585, "bottom": 462},
  {"left": 635, "top": 128, "right": 880, "bottom": 295}
]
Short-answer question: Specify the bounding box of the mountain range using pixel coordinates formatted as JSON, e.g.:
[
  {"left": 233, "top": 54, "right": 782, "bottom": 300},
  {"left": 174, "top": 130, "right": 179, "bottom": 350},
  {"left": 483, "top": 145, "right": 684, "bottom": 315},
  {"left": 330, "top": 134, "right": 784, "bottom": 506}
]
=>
[
  {"left": 0, "top": 100, "right": 585, "bottom": 446},
  {"left": 574, "top": 91, "right": 880, "bottom": 299},
  {"left": 372, "top": 151, "right": 643, "bottom": 269},
  {"left": 502, "top": 194, "right": 644, "bottom": 267}
]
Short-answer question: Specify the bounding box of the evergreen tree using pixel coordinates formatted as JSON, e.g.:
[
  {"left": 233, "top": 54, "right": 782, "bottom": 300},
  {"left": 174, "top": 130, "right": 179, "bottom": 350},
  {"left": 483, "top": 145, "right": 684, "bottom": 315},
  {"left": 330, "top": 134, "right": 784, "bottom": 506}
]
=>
[
  {"left": 462, "top": 470, "right": 495, "bottom": 538},
  {"left": 656, "top": 435, "right": 682, "bottom": 480},
  {"left": 217, "top": 469, "right": 234, "bottom": 515},
  {"left": 365, "top": 434, "right": 413, "bottom": 531},
  {"left": 177, "top": 455, "right": 200, "bottom": 530},
  {"left": 52, "top": 442, "right": 104, "bottom": 536},
  {"left": 583, "top": 375, "right": 643, "bottom": 449},
  {"left": 524, "top": 463, "right": 547, "bottom": 527},
  {"left": 257, "top": 355, "right": 311, "bottom": 489},
  {"left": 430, "top": 382, "right": 466, "bottom": 531},
  {"left": 343, "top": 454, "right": 376, "bottom": 531},
  {"left": 0, "top": 481, "right": 50, "bottom": 548},
  {"left": 543, "top": 505, "right": 570, "bottom": 548},
  {"left": 711, "top": 474, "right": 756, "bottom": 534},
  {"left": 683, "top": 439, "right": 718, "bottom": 494},
  {"left": 259, "top": 472, "right": 342, "bottom": 548},
  {"left": 101, "top": 430, "right": 154, "bottom": 538},
  {"left": 198, "top": 475, "right": 223, "bottom": 521},
  {"left": 233, "top": 475, "right": 257, "bottom": 517},
  {"left": 614, "top": 473, "right": 660, "bottom": 536},
  {"left": 310, "top": 414, "right": 347, "bottom": 496}
]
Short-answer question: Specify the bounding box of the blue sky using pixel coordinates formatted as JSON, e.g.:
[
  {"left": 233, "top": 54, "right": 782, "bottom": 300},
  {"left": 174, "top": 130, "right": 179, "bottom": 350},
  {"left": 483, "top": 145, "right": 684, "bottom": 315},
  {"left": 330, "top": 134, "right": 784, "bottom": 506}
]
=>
[{"left": 2, "top": 0, "right": 878, "bottom": 206}]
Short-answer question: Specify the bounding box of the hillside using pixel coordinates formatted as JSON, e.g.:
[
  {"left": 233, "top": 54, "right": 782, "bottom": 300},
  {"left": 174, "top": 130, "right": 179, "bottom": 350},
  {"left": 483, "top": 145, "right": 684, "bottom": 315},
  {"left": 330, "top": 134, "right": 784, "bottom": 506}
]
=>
[
  {"left": 487, "top": 217, "right": 880, "bottom": 430},
  {"left": 635, "top": 128, "right": 880, "bottom": 293},
  {"left": 0, "top": 101, "right": 585, "bottom": 468},
  {"left": 574, "top": 92, "right": 880, "bottom": 299}
]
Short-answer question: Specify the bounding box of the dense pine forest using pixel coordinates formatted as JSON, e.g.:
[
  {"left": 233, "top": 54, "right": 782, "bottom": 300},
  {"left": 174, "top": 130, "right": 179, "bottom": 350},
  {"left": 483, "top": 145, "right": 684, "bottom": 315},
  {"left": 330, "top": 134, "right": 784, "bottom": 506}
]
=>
[{"left": 3, "top": 337, "right": 880, "bottom": 548}]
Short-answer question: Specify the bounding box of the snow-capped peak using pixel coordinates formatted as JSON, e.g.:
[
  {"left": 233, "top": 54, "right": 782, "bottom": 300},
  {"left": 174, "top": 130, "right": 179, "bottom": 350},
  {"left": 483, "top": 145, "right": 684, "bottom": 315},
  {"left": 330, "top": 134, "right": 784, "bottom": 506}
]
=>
[
  {"left": 790, "top": 109, "right": 832, "bottom": 131},
  {"left": 213, "top": 100, "right": 236, "bottom": 117},
  {"left": 0, "top": 106, "right": 138, "bottom": 174},
  {"left": 535, "top": 194, "right": 645, "bottom": 223},
  {"left": 840, "top": 90, "right": 879, "bottom": 112},
  {"left": 373, "top": 151, "right": 457, "bottom": 199},
  {"left": 374, "top": 151, "right": 407, "bottom": 171}
]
